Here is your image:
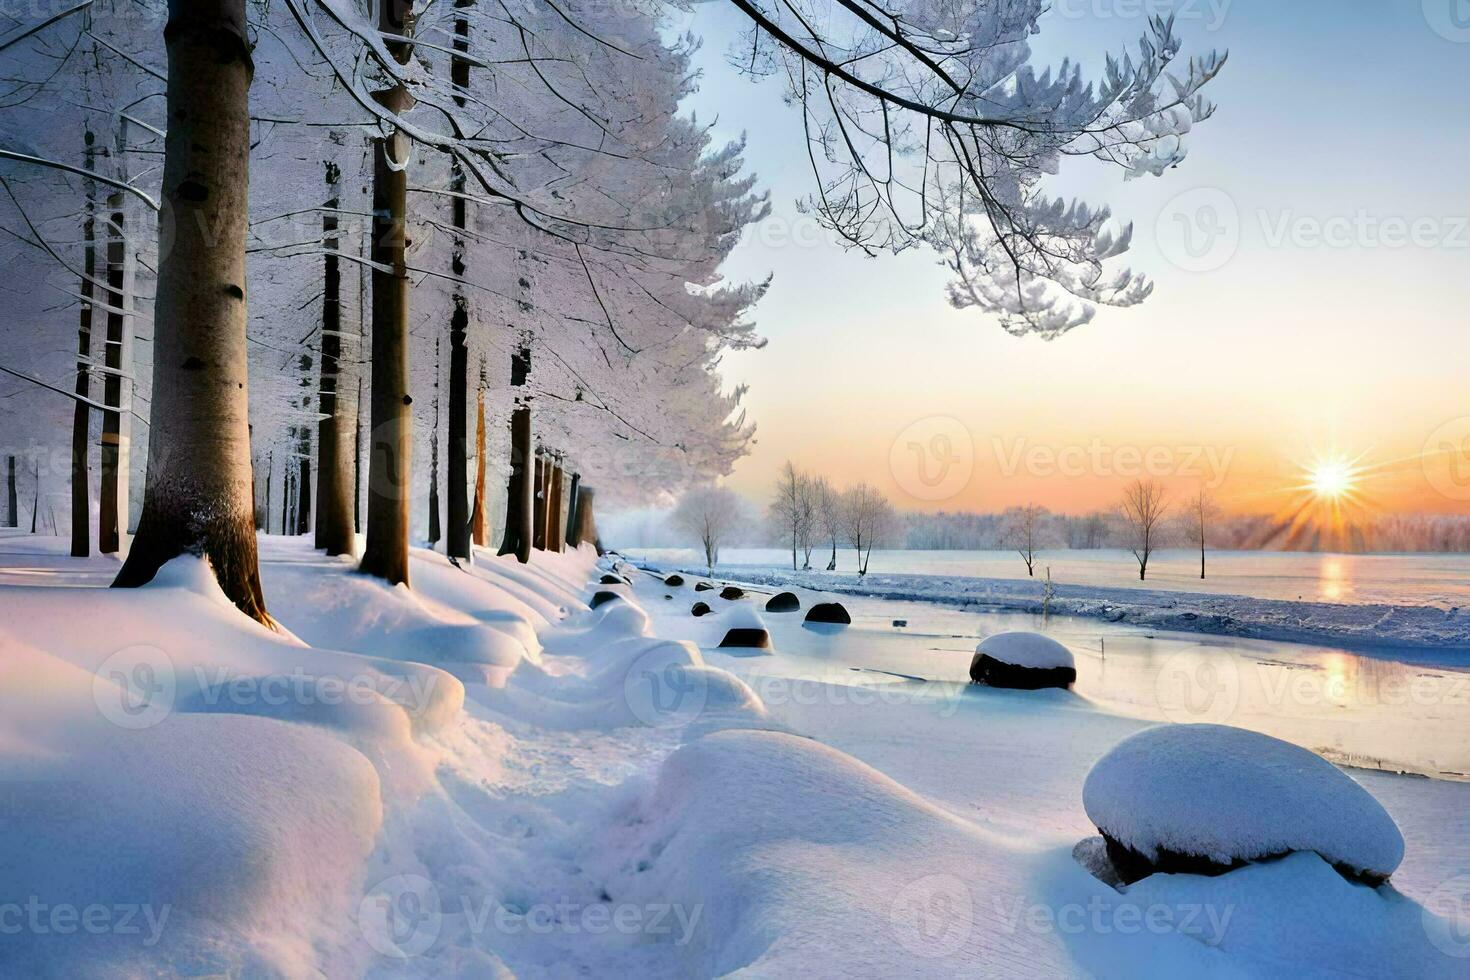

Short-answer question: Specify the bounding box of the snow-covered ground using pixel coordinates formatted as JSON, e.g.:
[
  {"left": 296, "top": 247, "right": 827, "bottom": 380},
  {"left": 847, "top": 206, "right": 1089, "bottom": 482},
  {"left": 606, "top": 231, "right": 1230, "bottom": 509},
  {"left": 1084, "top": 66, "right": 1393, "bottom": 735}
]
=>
[
  {"left": 1, "top": 533, "right": 1468, "bottom": 976},
  {"left": 631, "top": 553, "right": 1470, "bottom": 654}
]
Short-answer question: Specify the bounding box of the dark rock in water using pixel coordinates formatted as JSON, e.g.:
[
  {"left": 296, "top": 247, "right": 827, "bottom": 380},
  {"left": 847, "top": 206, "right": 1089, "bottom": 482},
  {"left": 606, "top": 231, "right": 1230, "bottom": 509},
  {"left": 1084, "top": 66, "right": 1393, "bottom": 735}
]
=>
[
  {"left": 765, "top": 592, "right": 801, "bottom": 613},
  {"left": 892, "top": 620, "right": 908, "bottom": 628},
  {"left": 665, "top": 574, "right": 685, "bottom": 587},
  {"left": 719, "top": 627, "right": 771, "bottom": 649},
  {"left": 804, "top": 602, "right": 851, "bottom": 625},
  {"left": 695, "top": 582, "right": 716, "bottom": 592},
  {"left": 590, "top": 591, "right": 623, "bottom": 609},
  {"left": 665, "top": 595, "right": 674, "bottom": 600},
  {"left": 719, "top": 586, "right": 745, "bottom": 601},
  {"left": 599, "top": 574, "right": 624, "bottom": 585},
  {"left": 691, "top": 602, "right": 712, "bottom": 617},
  {"left": 968, "top": 654, "right": 1076, "bottom": 691}
]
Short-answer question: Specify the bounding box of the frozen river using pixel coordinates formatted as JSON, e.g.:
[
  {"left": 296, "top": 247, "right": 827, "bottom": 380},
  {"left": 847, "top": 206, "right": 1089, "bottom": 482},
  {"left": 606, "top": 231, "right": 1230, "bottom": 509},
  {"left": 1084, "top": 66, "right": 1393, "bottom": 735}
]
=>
[{"left": 626, "top": 547, "right": 1470, "bottom": 609}]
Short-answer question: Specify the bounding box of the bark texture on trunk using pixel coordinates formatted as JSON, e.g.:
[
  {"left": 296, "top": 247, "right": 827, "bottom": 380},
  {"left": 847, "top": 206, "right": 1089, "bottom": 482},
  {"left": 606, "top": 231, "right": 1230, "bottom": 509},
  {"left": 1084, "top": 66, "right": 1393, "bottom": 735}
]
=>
[
  {"left": 470, "top": 383, "right": 486, "bottom": 546},
  {"left": 315, "top": 169, "right": 356, "bottom": 555},
  {"left": 547, "top": 462, "right": 564, "bottom": 553},
  {"left": 564, "top": 472, "right": 580, "bottom": 547},
  {"left": 531, "top": 453, "right": 547, "bottom": 551},
  {"left": 497, "top": 346, "right": 533, "bottom": 563},
  {"left": 5, "top": 456, "right": 16, "bottom": 528},
  {"left": 568, "top": 485, "right": 602, "bottom": 554},
  {"left": 358, "top": 0, "right": 415, "bottom": 585},
  {"left": 445, "top": 0, "right": 473, "bottom": 562},
  {"left": 99, "top": 192, "right": 127, "bottom": 553},
  {"left": 427, "top": 334, "right": 442, "bottom": 546},
  {"left": 71, "top": 132, "right": 95, "bottom": 559},
  {"left": 114, "top": 0, "right": 271, "bottom": 626}
]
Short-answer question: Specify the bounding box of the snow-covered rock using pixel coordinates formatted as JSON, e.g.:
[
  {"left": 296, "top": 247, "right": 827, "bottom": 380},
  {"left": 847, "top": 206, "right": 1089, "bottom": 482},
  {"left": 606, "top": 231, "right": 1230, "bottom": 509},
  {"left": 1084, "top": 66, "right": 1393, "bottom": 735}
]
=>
[
  {"left": 970, "top": 632, "right": 1076, "bottom": 690},
  {"left": 1082, "top": 724, "right": 1405, "bottom": 885},
  {"left": 717, "top": 605, "right": 772, "bottom": 651}
]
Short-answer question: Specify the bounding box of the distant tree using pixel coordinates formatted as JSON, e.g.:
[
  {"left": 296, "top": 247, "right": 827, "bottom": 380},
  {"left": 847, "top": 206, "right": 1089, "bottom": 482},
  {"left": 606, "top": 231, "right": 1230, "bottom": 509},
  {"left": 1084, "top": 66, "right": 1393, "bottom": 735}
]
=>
[
  {"left": 1120, "top": 480, "right": 1168, "bottom": 581},
  {"left": 1180, "top": 488, "right": 1219, "bottom": 579},
  {"left": 1001, "top": 504, "right": 1047, "bottom": 577},
  {"left": 842, "top": 483, "right": 895, "bottom": 577},
  {"left": 796, "top": 473, "right": 820, "bottom": 569},
  {"left": 815, "top": 477, "right": 841, "bottom": 570},
  {"left": 674, "top": 487, "right": 742, "bottom": 571},
  {"left": 769, "top": 461, "right": 805, "bottom": 571}
]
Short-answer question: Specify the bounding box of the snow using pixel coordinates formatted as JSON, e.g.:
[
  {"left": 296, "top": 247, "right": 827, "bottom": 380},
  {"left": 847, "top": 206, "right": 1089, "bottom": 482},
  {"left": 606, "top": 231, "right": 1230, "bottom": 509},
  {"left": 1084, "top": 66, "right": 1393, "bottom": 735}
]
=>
[
  {"left": 0, "top": 533, "right": 1467, "bottom": 977},
  {"left": 977, "top": 631, "right": 1076, "bottom": 670},
  {"left": 1083, "top": 723, "right": 1405, "bottom": 879}
]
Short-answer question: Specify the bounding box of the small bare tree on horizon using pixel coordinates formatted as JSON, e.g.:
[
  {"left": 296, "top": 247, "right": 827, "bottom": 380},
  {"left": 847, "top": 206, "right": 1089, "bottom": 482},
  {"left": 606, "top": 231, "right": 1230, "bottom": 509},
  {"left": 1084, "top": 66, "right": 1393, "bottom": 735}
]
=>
[
  {"left": 1181, "top": 488, "right": 1219, "bottom": 579},
  {"left": 1002, "top": 504, "right": 1046, "bottom": 577},
  {"left": 674, "top": 487, "right": 742, "bottom": 572},
  {"left": 1120, "top": 479, "right": 1168, "bottom": 581}
]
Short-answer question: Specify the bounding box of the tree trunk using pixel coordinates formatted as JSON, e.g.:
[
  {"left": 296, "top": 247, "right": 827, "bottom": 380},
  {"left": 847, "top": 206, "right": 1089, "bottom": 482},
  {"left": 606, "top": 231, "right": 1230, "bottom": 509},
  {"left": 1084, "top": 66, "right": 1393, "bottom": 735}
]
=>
[
  {"left": 568, "top": 485, "right": 601, "bottom": 553},
  {"left": 5, "top": 456, "right": 16, "bottom": 528},
  {"left": 427, "top": 334, "right": 442, "bottom": 546},
  {"left": 531, "top": 453, "right": 547, "bottom": 551},
  {"left": 445, "top": 0, "right": 473, "bottom": 562},
  {"left": 315, "top": 169, "right": 355, "bottom": 556},
  {"left": 358, "top": 0, "right": 415, "bottom": 586},
  {"left": 296, "top": 458, "right": 312, "bottom": 536},
  {"left": 470, "top": 381, "right": 487, "bottom": 546},
  {"left": 113, "top": 0, "right": 271, "bottom": 626},
  {"left": 71, "top": 131, "right": 96, "bottom": 558},
  {"left": 564, "top": 472, "right": 580, "bottom": 547},
  {"left": 497, "top": 346, "right": 533, "bottom": 563},
  {"left": 354, "top": 375, "right": 363, "bottom": 533},
  {"left": 99, "top": 190, "right": 127, "bottom": 553},
  {"left": 547, "top": 462, "right": 564, "bottom": 553}
]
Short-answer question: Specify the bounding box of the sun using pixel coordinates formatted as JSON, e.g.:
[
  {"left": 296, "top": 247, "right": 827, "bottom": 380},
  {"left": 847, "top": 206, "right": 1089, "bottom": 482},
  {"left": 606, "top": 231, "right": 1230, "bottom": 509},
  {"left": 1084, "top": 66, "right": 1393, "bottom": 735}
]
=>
[{"left": 1307, "top": 459, "right": 1356, "bottom": 500}]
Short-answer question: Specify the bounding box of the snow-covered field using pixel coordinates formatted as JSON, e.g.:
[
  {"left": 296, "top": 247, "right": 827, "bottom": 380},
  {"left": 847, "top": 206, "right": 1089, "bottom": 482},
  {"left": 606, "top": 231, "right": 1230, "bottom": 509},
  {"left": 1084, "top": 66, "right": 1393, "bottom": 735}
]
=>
[
  {"left": 629, "top": 550, "right": 1470, "bottom": 653},
  {"left": 1, "top": 533, "right": 1468, "bottom": 976}
]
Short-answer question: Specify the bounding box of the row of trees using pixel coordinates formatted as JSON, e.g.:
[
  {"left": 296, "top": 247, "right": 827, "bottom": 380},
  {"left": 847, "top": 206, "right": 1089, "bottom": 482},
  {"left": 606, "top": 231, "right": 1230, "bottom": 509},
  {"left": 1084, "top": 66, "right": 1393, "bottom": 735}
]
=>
[
  {"left": 766, "top": 463, "right": 897, "bottom": 575},
  {"left": 1, "top": 1, "right": 1222, "bottom": 624}
]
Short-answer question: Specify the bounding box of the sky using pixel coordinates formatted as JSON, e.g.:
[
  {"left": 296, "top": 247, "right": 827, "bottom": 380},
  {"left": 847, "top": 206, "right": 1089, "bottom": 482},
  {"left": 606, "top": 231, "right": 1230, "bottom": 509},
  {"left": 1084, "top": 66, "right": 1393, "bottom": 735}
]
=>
[{"left": 669, "top": 0, "right": 1470, "bottom": 520}]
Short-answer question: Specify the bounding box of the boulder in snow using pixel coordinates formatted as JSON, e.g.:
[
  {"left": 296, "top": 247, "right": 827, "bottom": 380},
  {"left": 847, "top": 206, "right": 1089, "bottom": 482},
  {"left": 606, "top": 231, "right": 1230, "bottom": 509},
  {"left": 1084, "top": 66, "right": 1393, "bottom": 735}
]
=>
[
  {"left": 1082, "top": 724, "right": 1405, "bottom": 886},
  {"left": 718, "top": 607, "right": 772, "bottom": 651},
  {"left": 590, "top": 591, "right": 623, "bottom": 609},
  {"left": 719, "top": 586, "right": 746, "bottom": 601},
  {"left": 765, "top": 592, "right": 801, "bottom": 613},
  {"left": 598, "top": 574, "right": 626, "bottom": 586},
  {"left": 804, "top": 602, "right": 851, "bottom": 626},
  {"left": 691, "top": 602, "right": 712, "bottom": 617},
  {"left": 665, "top": 574, "right": 686, "bottom": 587},
  {"left": 969, "top": 632, "right": 1076, "bottom": 691},
  {"left": 695, "top": 581, "right": 716, "bottom": 592}
]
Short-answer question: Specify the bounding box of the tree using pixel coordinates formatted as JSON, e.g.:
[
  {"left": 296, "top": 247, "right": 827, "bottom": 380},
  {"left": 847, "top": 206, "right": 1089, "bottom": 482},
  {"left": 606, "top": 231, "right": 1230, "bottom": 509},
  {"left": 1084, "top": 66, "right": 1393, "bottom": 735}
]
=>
[
  {"left": 1180, "top": 488, "right": 1219, "bottom": 579},
  {"left": 673, "top": 486, "right": 742, "bottom": 571},
  {"left": 842, "top": 483, "right": 895, "bottom": 577},
  {"left": 1001, "top": 504, "right": 1047, "bottom": 577},
  {"left": 112, "top": 0, "right": 273, "bottom": 626},
  {"left": 815, "top": 477, "right": 841, "bottom": 571},
  {"left": 1120, "top": 479, "right": 1168, "bottom": 581},
  {"left": 769, "top": 461, "right": 805, "bottom": 571}
]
